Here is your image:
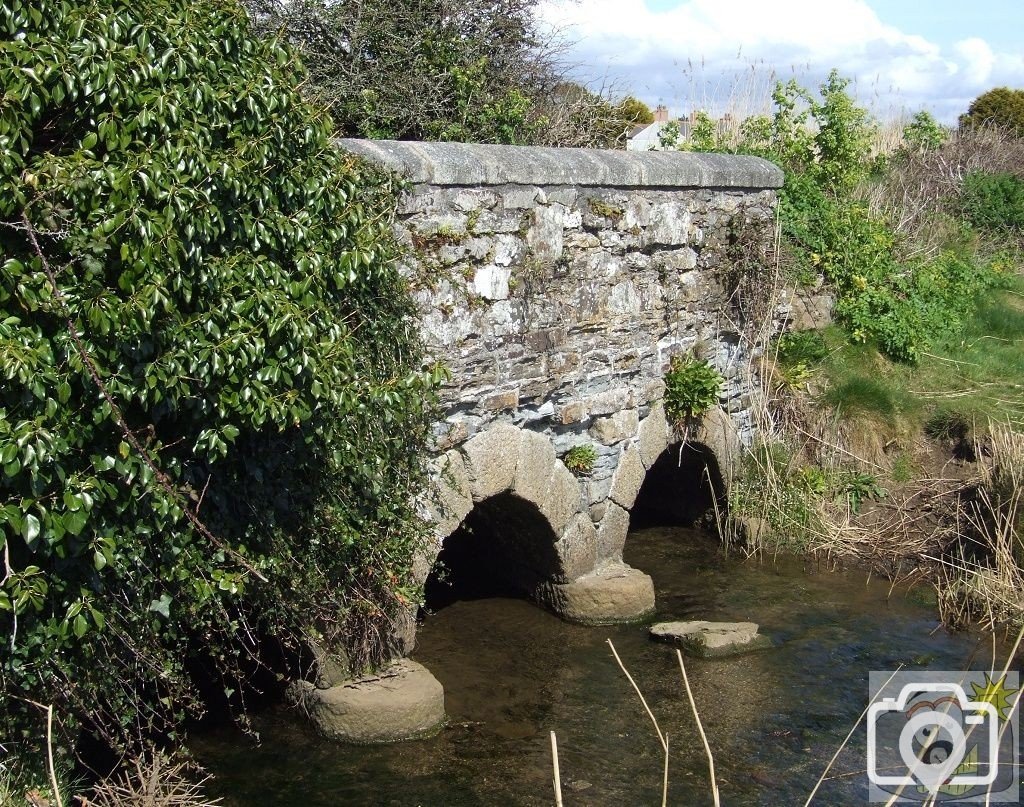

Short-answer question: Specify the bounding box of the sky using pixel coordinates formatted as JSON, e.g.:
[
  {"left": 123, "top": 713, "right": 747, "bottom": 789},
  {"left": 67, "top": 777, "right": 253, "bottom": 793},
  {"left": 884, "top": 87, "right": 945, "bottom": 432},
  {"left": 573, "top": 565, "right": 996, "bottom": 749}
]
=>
[{"left": 536, "top": 0, "right": 1024, "bottom": 123}]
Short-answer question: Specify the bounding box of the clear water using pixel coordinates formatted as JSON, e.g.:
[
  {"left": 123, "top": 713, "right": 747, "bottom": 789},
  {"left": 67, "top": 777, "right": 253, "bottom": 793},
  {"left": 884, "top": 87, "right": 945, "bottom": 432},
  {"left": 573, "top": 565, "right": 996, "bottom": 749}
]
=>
[{"left": 192, "top": 527, "right": 1016, "bottom": 805}]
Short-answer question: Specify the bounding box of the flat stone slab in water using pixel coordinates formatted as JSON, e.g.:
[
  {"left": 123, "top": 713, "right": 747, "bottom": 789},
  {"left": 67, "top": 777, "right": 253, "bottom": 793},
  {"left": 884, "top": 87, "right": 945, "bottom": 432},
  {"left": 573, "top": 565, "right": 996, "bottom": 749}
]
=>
[{"left": 649, "top": 620, "right": 769, "bottom": 657}]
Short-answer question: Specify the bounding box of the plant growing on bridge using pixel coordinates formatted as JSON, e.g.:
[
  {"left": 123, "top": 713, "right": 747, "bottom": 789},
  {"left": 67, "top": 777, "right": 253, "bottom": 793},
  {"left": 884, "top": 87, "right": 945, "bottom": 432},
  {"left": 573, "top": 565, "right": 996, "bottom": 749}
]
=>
[
  {"left": 1, "top": 0, "right": 434, "bottom": 760},
  {"left": 563, "top": 444, "right": 597, "bottom": 476},
  {"left": 663, "top": 356, "right": 723, "bottom": 424}
]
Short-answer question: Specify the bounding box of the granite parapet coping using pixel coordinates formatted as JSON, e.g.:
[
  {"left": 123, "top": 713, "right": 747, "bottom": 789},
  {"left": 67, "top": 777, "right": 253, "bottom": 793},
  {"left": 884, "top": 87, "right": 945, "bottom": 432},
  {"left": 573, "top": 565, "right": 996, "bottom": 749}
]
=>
[{"left": 338, "top": 139, "right": 784, "bottom": 189}]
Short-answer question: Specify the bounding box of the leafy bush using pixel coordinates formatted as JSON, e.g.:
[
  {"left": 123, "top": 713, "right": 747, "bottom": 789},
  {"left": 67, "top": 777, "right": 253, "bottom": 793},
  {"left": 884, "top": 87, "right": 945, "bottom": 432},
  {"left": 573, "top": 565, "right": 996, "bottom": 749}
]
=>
[
  {"left": 243, "top": 0, "right": 635, "bottom": 148},
  {"left": 739, "top": 74, "right": 1000, "bottom": 362},
  {"left": 960, "top": 172, "right": 1024, "bottom": 232},
  {"left": 244, "top": 0, "right": 544, "bottom": 143},
  {"left": 902, "top": 111, "right": 948, "bottom": 153},
  {"left": 664, "top": 356, "right": 723, "bottom": 423},
  {"left": 960, "top": 87, "right": 1024, "bottom": 136},
  {"left": 1, "top": 0, "right": 433, "bottom": 755},
  {"left": 563, "top": 445, "right": 597, "bottom": 476}
]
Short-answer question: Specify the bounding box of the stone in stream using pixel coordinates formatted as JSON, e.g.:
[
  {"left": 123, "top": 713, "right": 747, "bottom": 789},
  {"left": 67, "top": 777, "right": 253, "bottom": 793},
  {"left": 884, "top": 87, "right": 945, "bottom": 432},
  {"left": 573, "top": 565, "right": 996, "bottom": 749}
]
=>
[
  {"left": 649, "top": 620, "right": 770, "bottom": 657},
  {"left": 286, "top": 659, "right": 445, "bottom": 744}
]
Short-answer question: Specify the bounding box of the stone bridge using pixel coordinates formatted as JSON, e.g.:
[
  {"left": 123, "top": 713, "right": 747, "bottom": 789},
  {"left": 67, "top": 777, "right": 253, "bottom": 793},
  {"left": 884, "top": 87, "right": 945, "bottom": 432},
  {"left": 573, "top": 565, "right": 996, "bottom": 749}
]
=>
[
  {"left": 292, "top": 140, "right": 785, "bottom": 743},
  {"left": 341, "top": 139, "right": 785, "bottom": 626}
]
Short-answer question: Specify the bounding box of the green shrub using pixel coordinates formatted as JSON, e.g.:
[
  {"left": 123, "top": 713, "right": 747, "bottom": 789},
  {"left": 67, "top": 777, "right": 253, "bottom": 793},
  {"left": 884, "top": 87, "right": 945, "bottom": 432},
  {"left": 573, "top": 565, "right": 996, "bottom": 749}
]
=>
[
  {"left": 902, "top": 110, "right": 948, "bottom": 153},
  {"left": 739, "top": 74, "right": 1000, "bottom": 363},
  {"left": 563, "top": 445, "right": 597, "bottom": 476},
  {"left": 664, "top": 356, "right": 723, "bottom": 423},
  {"left": 959, "top": 87, "right": 1024, "bottom": 136},
  {"left": 960, "top": 172, "right": 1024, "bottom": 232},
  {"left": 1, "top": 0, "right": 433, "bottom": 755},
  {"left": 776, "top": 330, "right": 828, "bottom": 366},
  {"left": 839, "top": 471, "right": 886, "bottom": 512}
]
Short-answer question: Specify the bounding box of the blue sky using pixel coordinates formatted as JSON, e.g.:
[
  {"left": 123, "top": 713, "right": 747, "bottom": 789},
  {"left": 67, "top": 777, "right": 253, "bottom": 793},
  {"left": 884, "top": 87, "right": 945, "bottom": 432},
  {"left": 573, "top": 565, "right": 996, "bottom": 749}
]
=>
[
  {"left": 858, "top": 1, "right": 1021, "bottom": 54},
  {"left": 537, "top": 0, "right": 1024, "bottom": 123}
]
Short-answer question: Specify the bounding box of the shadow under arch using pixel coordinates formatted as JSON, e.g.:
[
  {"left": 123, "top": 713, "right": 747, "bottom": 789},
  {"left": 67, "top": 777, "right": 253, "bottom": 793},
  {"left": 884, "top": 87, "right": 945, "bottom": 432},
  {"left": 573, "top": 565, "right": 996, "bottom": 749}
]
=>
[
  {"left": 423, "top": 492, "right": 563, "bottom": 612},
  {"left": 629, "top": 440, "right": 727, "bottom": 531}
]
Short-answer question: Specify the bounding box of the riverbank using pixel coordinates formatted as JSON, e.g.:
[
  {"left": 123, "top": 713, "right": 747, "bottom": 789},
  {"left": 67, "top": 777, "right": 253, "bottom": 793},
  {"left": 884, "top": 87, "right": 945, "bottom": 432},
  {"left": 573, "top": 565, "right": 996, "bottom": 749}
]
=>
[{"left": 727, "top": 272, "right": 1024, "bottom": 632}]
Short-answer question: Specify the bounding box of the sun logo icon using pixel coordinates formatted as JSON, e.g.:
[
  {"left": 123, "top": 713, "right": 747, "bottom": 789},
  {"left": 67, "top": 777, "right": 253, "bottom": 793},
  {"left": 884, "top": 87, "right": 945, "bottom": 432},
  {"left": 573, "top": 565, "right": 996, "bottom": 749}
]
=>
[{"left": 970, "top": 673, "right": 1019, "bottom": 724}]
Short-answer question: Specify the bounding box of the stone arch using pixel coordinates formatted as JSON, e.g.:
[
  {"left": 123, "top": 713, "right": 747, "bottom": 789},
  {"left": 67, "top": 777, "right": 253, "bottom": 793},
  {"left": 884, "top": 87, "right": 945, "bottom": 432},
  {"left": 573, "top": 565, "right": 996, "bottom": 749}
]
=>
[
  {"left": 631, "top": 441, "right": 727, "bottom": 529},
  {"left": 604, "top": 402, "right": 742, "bottom": 534},
  {"left": 424, "top": 491, "right": 563, "bottom": 609},
  {"left": 423, "top": 423, "right": 595, "bottom": 590},
  {"left": 422, "top": 422, "right": 654, "bottom": 624}
]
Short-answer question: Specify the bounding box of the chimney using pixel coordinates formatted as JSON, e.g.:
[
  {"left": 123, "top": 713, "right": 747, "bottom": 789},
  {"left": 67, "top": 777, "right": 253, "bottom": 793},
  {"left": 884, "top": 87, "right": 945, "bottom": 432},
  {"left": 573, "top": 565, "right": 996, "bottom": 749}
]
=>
[{"left": 654, "top": 104, "right": 669, "bottom": 123}]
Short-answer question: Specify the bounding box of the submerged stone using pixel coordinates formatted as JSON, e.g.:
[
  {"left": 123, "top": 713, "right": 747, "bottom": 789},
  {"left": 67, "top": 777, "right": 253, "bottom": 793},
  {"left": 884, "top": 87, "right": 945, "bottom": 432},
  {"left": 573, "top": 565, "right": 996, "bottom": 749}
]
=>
[{"left": 649, "top": 620, "right": 769, "bottom": 657}]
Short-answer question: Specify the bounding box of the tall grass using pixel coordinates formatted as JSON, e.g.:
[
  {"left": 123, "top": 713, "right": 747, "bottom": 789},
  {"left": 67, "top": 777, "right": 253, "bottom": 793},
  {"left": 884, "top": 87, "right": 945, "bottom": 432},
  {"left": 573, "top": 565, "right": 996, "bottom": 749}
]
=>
[{"left": 936, "top": 426, "right": 1024, "bottom": 630}]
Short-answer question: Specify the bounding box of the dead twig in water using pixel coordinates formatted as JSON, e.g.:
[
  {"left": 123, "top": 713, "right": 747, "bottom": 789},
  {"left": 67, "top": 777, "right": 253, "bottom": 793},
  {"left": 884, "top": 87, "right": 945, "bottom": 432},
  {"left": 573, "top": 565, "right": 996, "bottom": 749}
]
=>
[
  {"left": 676, "top": 650, "right": 719, "bottom": 807},
  {"left": 607, "top": 639, "right": 669, "bottom": 807},
  {"left": 804, "top": 666, "right": 902, "bottom": 807}
]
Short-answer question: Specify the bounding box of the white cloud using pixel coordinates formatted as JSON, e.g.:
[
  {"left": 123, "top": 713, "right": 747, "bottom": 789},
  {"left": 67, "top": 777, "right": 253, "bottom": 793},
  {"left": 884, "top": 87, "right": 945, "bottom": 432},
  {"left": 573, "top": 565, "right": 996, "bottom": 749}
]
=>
[
  {"left": 953, "top": 38, "right": 995, "bottom": 87},
  {"left": 537, "top": 0, "right": 1024, "bottom": 123}
]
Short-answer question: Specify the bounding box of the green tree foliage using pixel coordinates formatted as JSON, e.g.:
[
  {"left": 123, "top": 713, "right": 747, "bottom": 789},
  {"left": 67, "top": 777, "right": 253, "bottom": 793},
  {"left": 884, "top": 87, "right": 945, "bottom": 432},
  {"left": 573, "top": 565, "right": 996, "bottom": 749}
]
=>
[
  {"left": 1, "top": 0, "right": 434, "bottom": 754},
  {"left": 246, "top": 0, "right": 544, "bottom": 143},
  {"left": 960, "top": 87, "right": 1024, "bottom": 135},
  {"left": 616, "top": 97, "right": 654, "bottom": 126},
  {"left": 246, "top": 0, "right": 633, "bottom": 148}
]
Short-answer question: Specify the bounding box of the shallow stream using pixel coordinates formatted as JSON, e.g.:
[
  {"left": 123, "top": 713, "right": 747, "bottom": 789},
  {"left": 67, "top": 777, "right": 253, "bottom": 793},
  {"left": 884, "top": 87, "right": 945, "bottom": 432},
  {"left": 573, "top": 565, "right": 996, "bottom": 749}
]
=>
[{"left": 193, "top": 527, "right": 1015, "bottom": 805}]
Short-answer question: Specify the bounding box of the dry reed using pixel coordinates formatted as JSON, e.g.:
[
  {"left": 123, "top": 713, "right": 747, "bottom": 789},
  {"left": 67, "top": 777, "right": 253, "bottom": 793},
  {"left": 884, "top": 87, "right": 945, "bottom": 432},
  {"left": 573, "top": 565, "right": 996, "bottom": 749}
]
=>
[
  {"left": 675, "top": 650, "right": 719, "bottom": 807},
  {"left": 549, "top": 731, "right": 563, "bottom": 807},
  {"left": 606, "top": 639, "right": 669, "bottom": 806},
  {"left": 934, "top": 425, "right": 1024, "bottom": 630}
]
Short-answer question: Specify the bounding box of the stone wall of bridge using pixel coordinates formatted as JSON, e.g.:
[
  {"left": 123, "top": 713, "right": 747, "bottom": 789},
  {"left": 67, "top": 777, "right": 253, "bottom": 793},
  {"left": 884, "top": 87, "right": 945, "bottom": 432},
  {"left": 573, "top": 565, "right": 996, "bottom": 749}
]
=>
[{"left": 341, "top": 139, "right": 785, "bottom": 625}]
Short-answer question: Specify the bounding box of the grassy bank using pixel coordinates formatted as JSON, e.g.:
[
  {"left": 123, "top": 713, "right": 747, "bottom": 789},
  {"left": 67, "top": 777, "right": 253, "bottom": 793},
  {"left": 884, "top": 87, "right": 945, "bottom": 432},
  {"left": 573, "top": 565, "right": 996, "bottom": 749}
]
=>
[
  {"left": 675, "top": 74, "right": 1024, "bottom": 632},
  {"left": 731, "top": 271, "right": 1023, "bottom": 631}
]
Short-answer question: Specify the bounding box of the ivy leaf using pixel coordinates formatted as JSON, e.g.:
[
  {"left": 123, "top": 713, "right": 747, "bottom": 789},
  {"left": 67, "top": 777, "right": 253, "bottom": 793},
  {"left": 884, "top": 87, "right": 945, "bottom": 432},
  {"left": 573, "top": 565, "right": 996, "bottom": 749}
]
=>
[{"left": 148, "top": 594, "right": 172, "bottom": 619}]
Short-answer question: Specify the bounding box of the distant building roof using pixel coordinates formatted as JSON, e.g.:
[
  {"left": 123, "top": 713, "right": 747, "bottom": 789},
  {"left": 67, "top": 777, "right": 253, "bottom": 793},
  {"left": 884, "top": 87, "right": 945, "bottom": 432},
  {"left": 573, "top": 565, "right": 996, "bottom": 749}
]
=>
[{"left": 622, "top": 121, "right": 671, "bottom": 151}]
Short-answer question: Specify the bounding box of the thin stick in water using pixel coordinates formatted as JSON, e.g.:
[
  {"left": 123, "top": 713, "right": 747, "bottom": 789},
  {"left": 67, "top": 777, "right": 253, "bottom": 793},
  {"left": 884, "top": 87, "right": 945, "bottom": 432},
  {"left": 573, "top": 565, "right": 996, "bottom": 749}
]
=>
[
  {"left": 804, "top": 665, "right": 902, "bottom": 807},
  {"left": 662, "top": 733, "right": 670, "bottom": 807},
  {"left": 550, "top": 730, "right": 563, "bottom": 807},
  {"left": 676, "top": 650, "right": 720, "bottom": 807},
  {"left": 607, "top": 639, "right": 667, "bottom": 751}
]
